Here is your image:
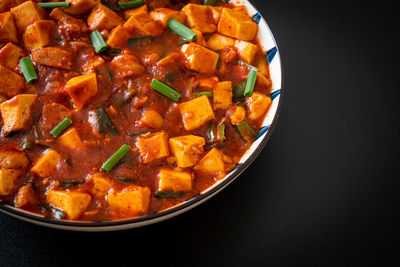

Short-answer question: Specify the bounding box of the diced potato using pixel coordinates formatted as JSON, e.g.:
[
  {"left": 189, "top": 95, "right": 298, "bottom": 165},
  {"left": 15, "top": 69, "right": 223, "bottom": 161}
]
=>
[
  {"left": 87, "top": 3, "right": 124, "bottom": 31},
  {"left": 81, "top": 54, "right": 105, "bottom": 73},
  {"left": 217, "top": 8, "right": 257, "bottom": 41},
  {"left": 0, "top": 42, "right": 23, "bottom": 69},
  {"left": 22, "top": 20, "right": 56, "bottom": 49},
  {"left": 169, "top": 135, "right": 205, "bottom": 168},
  {"left": 158, "top": 168, "right": 192, "bottom": 192},
  {"left": 0, "top": 94, "right": 37, "bottom": 134},
  {"left": 89, "top": 173, "right": 112, "bottom": 198},
  {"left": 234, "top": 39, "right": 258, "bottom": 64},
  {"left": 30, "top": 149, "right": 62, "bottom": 178},
  {"left": 40, "top": 103, "right": 71, "bottom": 131},
  {"left": 0, "top": 150, "right": 29, "bottom": 169},
  {"left": 256, "top": 72, "right": 271, "bottom": 88},
  {"left": 46, "top": 190, "right": 92, "bottom": 220},
  {"left": 0, "top": 12, "right": 18, "bottom": 43},
  {"left": 156, "top": 52, "right": 180, "bottom": 66},
  {"left": 64, "top": 73, "right": 98, "bottom": 110},
  {"left": 64, "top": 0, "right": 99, "bottom": 16},
  {"left": 197, "top": 75, "right": 218, "bottom": 89},
  {"left": 0, "top": 64, "right": 25, "bottom": 97},
  {"left": 137, "top": 131, "right": 169, "bottom": 163},
  {"left": 182, "top": 4, "right": 216, "bottom": 34},
  {"left": 213, "top": 81, "right": 232, "bottom": 110},
  {"left": 124, "top": 4, "right": 147, "bottom": 19},
  {"left": 207, "top": 33, "right": 235, "bottom": 51},
  {"left": 123, "top": 11, "right": 164, "bottom": 36},
  {"left": 229, "top": 105, "right": 246, "bottom": 125},
  {"left": 149, "top": 8, "right": 185, "bottom": 27},
  {"left": 110, "top": 54, "right": 145, "bottom": 78},
  {"left": 181, "top": 43, "right": 219, "bottom": 73},
  {"left": 140, "top": 109, "right": 164, "bottom": 129},
  {"left": 178, "top": 95, "right": 215, "bottom": 131},
  {"left": 0, "top": 169, "right": 22, "bottom": 196},
  {"left": 49, "top": 7, "right": 70, "bottom": 21},
  {"left": 31, "top": 47, "right": 73, "bottom": 70},
  {"left": 10, "top": 1, "right": 46, "bottom": 33},
  {"left": 210, "top": 6, "right": 223, "bottom": 23},
  {"left": 246, "top": 92, "right": 272, "bottom": 120},
  {"left": 58, "top": 128, "right": 84, "bottom": 149},
  {"left": 194, "top": 148, "right": 225, "bottom": 176},
  {"left": 192, "top": 29, "right": 206, "bottom": 46},
  {"left": 107, "top": 185, "right": 150, "bottom": 216},
  {"left": 14, "top": 184, "right": 37, "bottom": 208},
  {"left": 107, "top": 25, "right": 128, "bottom": 48}
]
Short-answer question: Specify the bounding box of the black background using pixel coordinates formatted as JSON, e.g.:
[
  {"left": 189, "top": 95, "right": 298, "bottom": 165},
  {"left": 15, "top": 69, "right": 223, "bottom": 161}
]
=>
[{"left": 1, "top": 0, "right": 399, "bottom": 266}]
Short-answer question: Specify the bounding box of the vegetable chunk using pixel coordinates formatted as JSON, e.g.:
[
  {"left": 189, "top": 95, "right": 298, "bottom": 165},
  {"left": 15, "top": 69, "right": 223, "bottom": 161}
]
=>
[
  {"left": 149, "top": 8, "right": 185, "bottom": 27},
  {"left": 246, "top": 92, "right": 272, "bottom": 120},
  {"left": 181, "top": 43, "right": 219, "bottom": 73},
  {"left": 0, "top": 169, "right": 22, "bottom": 195},
  {"left": 217, "top": 8, "right": 257, "bottom": 41},
  {"left": 22, "top": 20, "right": 56, "bottom": 49},
  {"left": 213, "top": 81, "right": 232, "bottom": 110},
  {"left": 10, "top": 1, "right": 46, "bottom": 33},
  {"left": 169, "top": 135, "right": 205, "bottom": 168},
  {"left": 31, "top": 47, "right": 73, "bottom": 70},
  {"left": 140, "top": 109, "right": 164, "bottom": 129},
  {"left": 158, "top": 168, "right": 192, "bottom": 192},
  {"left": 107, "top": 25, "right": 129, "bottom": 48},
  {"left": 64, "top": 0, "right": 99, "bottom": 16},
  {"left": 87, "top": 3, "right": 124, "bottom": 31},
  {"left": 0, "top": 64, "right": 25, "bottom": 97},
  {"left": 137, "top": 131, "right": 170, "bottom": 163},
  {"left": 178, "top": 95, "right": 215, "bottom": 131},
  {"left": 0, "top": 150, "right": 29, "bottom": 169},
  {"left": 110, "top": 54, "right": 145, "bottom": 78},
  {"left": 46, "top": 190, "right": 92, "bottom": 220},
  {"left": 0, "top": 94, "right": 37, "bottom": 134},
  {"left": 207, "top": 33, "right": 235, "bottom": 51},
  {"left": 64, "top": 73, "right": 98, "bottom": 110},
  {"left": 229, "top": 105, "right": 246, "bottom": 125},
  {"left": 182, "top": 4, "right": 216, "bottom": 34},
  {"left": 89, "top": 173, "right": 111, "bottom": 198},
  {"left": 58, "top": 128, "right": 84, "bottom": 149},
  {"left": 123, "top": 12, "right": 164, "bottom": 36},
  {"left": 0, "top": 11, "right": 18, "bottom": 43},
  {"left": 194, "top": 148, "right": 225, "bottom": 176},
  {"left": 14, "top": 184, "right": 37, "bottom": 208},
  {"left": 107, "top": 185, "right": 151, "bottom": 216},
  {"left": 30, "top": 149, "right": 62, "bottom": 178},
  {"left": 234, "top": 40, "right": 258, "bottom": 64},
  {"left": 0, "top": 42, "right": 23, "bottom": 69}
]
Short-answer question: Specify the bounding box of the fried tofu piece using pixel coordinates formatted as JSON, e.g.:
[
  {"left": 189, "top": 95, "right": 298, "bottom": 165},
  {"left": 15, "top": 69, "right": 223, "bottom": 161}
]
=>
[
  {"left": 31, "top": 47, "right": 72, "bottom": 70},
  {"left": 158, "top": 168, "right": 192, "bottom": 192},
  {"left": 107, "top": 25, "right": 129, "bottom": 48},
  {"left": 58, "top": 128, "right": 84, "bottom": 149},
  {"left": 194, "top": 148, "right": 225, "bottom": 176},
  {"left": 140, "top": 109, "right": 164, "bottom": 129},
  {"left": 217, "top": 8, "right": 257, "bottom": 41},
  {"left": 89, "top": 173, "right": 112, "bottom": 198},
  {"left": 137, "top": 131, "right": 169, "bottom": 163},
  {"left": 213, "top": 81, "right": 232, "bottom": 110},
  {"left": 0, "top": 42, "right": 23, "bottom": 69},
  {"left": 110, "top": 54, "right": 145, "bottom": 78},
  {"left": 229, "top": 105, "right": 246, "bottom": 125},
  {"left": 64, "top": 73, "right": 98, "bottom": 110},
  {"left": 149, "top": 8, "right": 185, "bottom": 27},
  {"left": 197, "top": 75, "right": 219, "bottom": 89},
  {"left": 234, "top": 39, "right": 258, "bottom": 64},
  {"left": 0, "top": 94, "right": 37, "bottom": 134},
  {"left": 46, "top": 190, "right": 92, "bottom": 220},
  {"left": 169, "top": 135, "right": 205, "bottom": 168},
  {"left": 87, "top": 3, "right": 124, "bottom": 31},
  {"left": 246, "top": 92, "right": 272, "bottom": 120},
  {"left": 210, "top": 6, "right": 223, "bottom": 23},
  {"left": 0, "top": 150, "right": 29, "bottom": 169},
  {"left": 124, "top": 4, "right": 147, "bottom": 19},
  {"left": 207, "top": 33, "right": 235, "bottom": 51},
  {"left": 22, "top": 20, "right": 56, "bottom": 49},
  {"left": 0, "top": 11, "right": 18, "bottom": 43},
  {"left": 123, "top": 12, "right": 164, "bottom": 36},
  {"left": 30, "top": 149, "right": 62, "bottom": 178},
  {"left": 14, "top": 184, "right": 38, "bottom": 208},
  {"left": 0, "top": 169, "right": 22, "bottom": 196},
  {"left": 40, "top": 103, "right": 71, "bottom": 131},
  {"left": 64, "top": 0, "right": 99, "bottom": 16},
  {"left": 10, "top": 1, "right": 46, "bottom": 33},
  {"left": 181, "top": 43, "right": 219, "bottom": 73},
  {"left": 107, "top": 185, "right": 151, "bottom": 216},
  {"left": 0, "top": 64, "right": 25, "bottom": 97},
  {"left": 81, "top": 54, "right": 105, "bottom": 73},
  {"left": 182, "top": 4, "right": 216, "bottom": 34},
  {"left": 178, "top": 95, "right": 215, "bottom": 131}
]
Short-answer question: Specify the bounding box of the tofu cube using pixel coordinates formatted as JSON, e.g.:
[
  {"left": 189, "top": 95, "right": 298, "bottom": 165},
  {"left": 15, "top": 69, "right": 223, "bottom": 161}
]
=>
[
  {"left": 107, "top": 185, "right": 151, "bottom": 216},
  {"left": 89, "top": 173, "right": 112, "bottom": 198},
  {"left": 87, "top": 3, "right": 124, "bottom": 31},
  {"left": 0, "top": 150, "right": 29, "bottom": 169},
  {"left": 158, "top": 168, "right": 192, "bottom": 192},
  {"left": 30, "top": 149, "right": 62, "bottom": 178},
  {"left": 14, "top": 184, "right": 37, "bottom": 208},
  {"left": 107, "top": 25, "right": 129, "bottom": 48},
  {"left": 140, "top": 109, "right": 164, "bottom": 129},
  {"left": 40, "top": 103, "right": 71, "bottom": 131},
  {"left": 178, "top": 95, "right": 215, "bottom": 131},
  {"left": 194, "top": 148, "right": 225, "bottom": 175},
  {"left": 58, "top": 128, "right": 84, "bottom": 149},
  {"left": 207, "top": 33, "right": 235, "bottom": 51},
  {"left": 137, "top": 131, "right": 170, "bottom": 163},
  {"left": 31, "top": 47, "right": 73, "bottom": 70},
  {"left": 213, "top": 81, "right": 232, "bottom": 110},
  {"left": 210, "top": 6, "right": 223, "bottom": 23},
  {"left": 10, "top": 1, "right": 46, "bottom": 33},
  {"left": 46, "top": 190, "right": 92, "bottom": 220},
  {"left": 22, "top": 20, "right": 56, "bottom": 49},
  {"left": 0, "top": 42, "right": 23, "bottom": 69},
  {"left": 81, "top": 54, "right": 105, "bottom": 73},
  {"left": 110, "top": 54, "right": 145, "bottom": 78},
  {"left": 229, "top": 105, "right": 246, "bottom": 125},
  {"left": 0, "top": 169, "right": 22, "bottom": 196},
  {"left": 124, "top": 4, "right": 148, "bottom": 19},
  {"left": 234, "top": 39, "right": 258, "bottom": 64},
  {"left": 149, "top": 8, "right": 185, "bottom": 27},
  {"left": 169, "top": 135, "right": 205, "bottom": 168},
  {"left": 0, "top": 64, "right": 25, "bottom": 98},
  {"left": 217, "top": 8, "right": 257, "bottom": 41},
  {"left": 123, "top": 12, "right": 164, "bottom": 36},
  {"left": 182, "top": 4, "right": 216, "bottom": 34},
  {"left": 246, "top": 92, "right": 272, "bottom": 120},
  {"left": 197, "top": 75, "right": 219, "bottom": 89},
  {"left": 192, "top": 28, "right": 206, "bottom": 46},
  {"left": 181, "top": 43, "right": 219, "bottom": 73},
  {"left": 64, "top": 73, "right": 98, "bottom": 110},
  {"left": 64, "top": 0, "right": 99, "bottom": 16},
  {"left": 0, "top": 94, "right": 37, "bottom": 134},
  {"left": 0, "top": 12, "right": 18, "bottom": 43}
]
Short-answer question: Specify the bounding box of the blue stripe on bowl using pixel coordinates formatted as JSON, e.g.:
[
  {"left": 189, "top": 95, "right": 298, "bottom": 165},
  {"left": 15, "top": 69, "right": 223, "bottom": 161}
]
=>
[
  {"left": 256, "top": 125, "right": 270, "bottom": 140},
  {"left": 266, "top": 47, "right": 277, "bottom": 64},
  {"left": 270, "top": 89, "right": 281, "bottom": 100},
  {"left": 252, "top": 13, "right": 261, "bottom": 23}
]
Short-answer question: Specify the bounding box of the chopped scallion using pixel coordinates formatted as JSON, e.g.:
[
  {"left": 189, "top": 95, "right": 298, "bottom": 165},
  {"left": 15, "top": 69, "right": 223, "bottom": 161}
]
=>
[
  {"left": 50, "top": 118, "right": 72, "bottom": 138},
  {"left": 236, "top": 121, "right": 256, "bottom": 142},
  {"left": 101, "top": 144, "right": 131, "bottom": 172},
  {"left": 193, "top": 91, "right": 212, "bottom": 97},
  {"left": 127, "top": 35, "right": 153, "bottom": 47},
  {"left": 150, "top": 79, "right": 182, "bottom": 102},
  {"left": 167, "top": 18, "right": 197, "bottom": 42},
  {"left": 114, "top": 176, "right": 137, "bottom": 183},
  {"left": 244, "top": 70, "right": 257, "bottom": 97},
  {"left": 232, "top": 81, "right": 246, "bottom": 102},
  {"left": 90, "top": 30, "right": 108, "bottom": 53},
  {"left": 19, "top": 57, "right": 38, "bottom": 84},
  {"left": 38, "top": 2, "right": 71, "bottom": 8},
  {"left": 118, "top": 0, "right": 144, "bottom": 9},
  {"left": 95, "top": 108, "right": 118, "bottom": 134}
]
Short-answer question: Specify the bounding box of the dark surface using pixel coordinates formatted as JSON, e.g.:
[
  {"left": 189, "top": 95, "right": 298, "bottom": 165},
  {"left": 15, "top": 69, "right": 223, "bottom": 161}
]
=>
[{"left": 1, "top": 0, "right": 399, "bottom": 266}]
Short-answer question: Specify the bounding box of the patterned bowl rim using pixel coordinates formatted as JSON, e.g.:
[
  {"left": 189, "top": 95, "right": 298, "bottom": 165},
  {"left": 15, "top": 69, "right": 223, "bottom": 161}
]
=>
[{"left": 0, "top": 0, "right": 285, "bottom": 231}]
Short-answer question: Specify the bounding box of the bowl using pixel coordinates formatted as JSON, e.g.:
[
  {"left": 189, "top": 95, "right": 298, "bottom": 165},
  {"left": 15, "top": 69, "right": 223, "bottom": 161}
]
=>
[{"left": 0, "top": 0, "right": 283, "bottom": 231}]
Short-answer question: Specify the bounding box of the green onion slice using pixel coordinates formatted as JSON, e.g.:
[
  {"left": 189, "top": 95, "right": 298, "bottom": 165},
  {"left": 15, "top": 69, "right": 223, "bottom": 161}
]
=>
[
  {"left": 150, "top": 79, "right": 182, "bottom": 102},
  {"left": 127, "top": 35, "right": 153, "bottom": 47},
  {"left": 193, "top": 91, "right": 212, "bottom": 97},
  {"left": 38, "top": 2, "right": 71, "bottom": 8},
  {"left": 232, "top": 81, "right": 246, "bottom": 102},
  {"left": 90, "top": 30, "right": 108, "bottom": 53},
  {"left": 167, "top": 18, "right": 197, "bottom": 42},
  {"left": 236, "top": 121, "right": 256, "bottom": 142},
  {"left": 101, "top": 144, "right": 131, "bottom": 172},
  {"left": 118, "top": 0, "right": 144, "bottom": 9},
  {"left": 50, "top": 118, "right": 72, "bottom": 138},
  {"left": 244, "top": 70, "right": 257, "bottom": 97},
  {"left": 114, "top": 176, "right": 137, "bottom": 183},
  {"left": 95, "top": 108, "right": 118, "bottom": 134},
  {"left": 19, "top": 57, "right": 38, "bottom": 84}
]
